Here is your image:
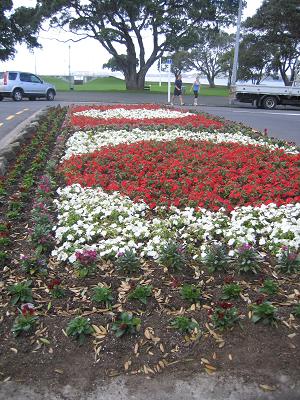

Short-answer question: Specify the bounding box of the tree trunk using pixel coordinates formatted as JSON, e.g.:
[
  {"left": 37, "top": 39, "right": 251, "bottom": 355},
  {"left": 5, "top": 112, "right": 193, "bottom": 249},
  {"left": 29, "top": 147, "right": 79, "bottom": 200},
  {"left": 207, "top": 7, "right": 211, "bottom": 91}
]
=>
[
  {"left": 124, "top": 69, "right": 146, "bottom": 90},
  {"left": 207, "top": 77, "right": 215, "bottom": 88}
]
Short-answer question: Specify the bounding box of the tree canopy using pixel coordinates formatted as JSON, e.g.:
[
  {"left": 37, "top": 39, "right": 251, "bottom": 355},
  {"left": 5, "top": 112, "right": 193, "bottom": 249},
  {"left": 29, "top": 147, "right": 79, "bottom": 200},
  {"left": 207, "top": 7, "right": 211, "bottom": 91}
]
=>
[
  {"left": 244, "top": 0, "right": 300, "bottom": 85},
  {"left": 36, "top": 0, "right": 241, "bottom": 89},
  {"left": 0, "top": 0, "right": 41, "bottom": 62}
]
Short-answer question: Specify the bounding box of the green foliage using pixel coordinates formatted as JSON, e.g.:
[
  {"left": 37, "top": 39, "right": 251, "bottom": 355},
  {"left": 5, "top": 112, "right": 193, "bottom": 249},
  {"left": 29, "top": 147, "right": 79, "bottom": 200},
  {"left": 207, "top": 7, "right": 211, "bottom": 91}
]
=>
[
  {"left": 293, "top": 304, "right": 300, "bottom": 317},
  {"left": 221, "top": 283, "right": 242, "bottom": 300},
  {"left": 116, "top": 250, "right": 140, "bottom": 274},
  {"left": 0, "top": 251, "right": 9, "bottom": 267},
  {"left": 159, "top": 242, "right": 186, "bottom": 272},
  {"left": 235, "top": 244, "right": 262, "bottom": 274},
  {"left": 128, "top": 285, "right": 152, "bottom": 305},
  {"left": 12, "top": 313, "right": 38, "bottom": 337},
  {"left": 20, "top": 254, "right": 47, "bottom": 276},
  {"left": 8, "top": 281, "right": 33, "bottom": 305},
  {"left": 170, "top": 316, "right": 199, "bottom": 333},
  {"left": 180, "top": 284, "right": 201, "bottom": 303},
  {"left": 38, "top": 0, "right": 240, "bottom": 89},
  {"left": 202, "top": 243, "right": 229, "bottom": 273},
  {"left": 276, "top": 247, "right": 300, "bottom": 274},
  {"left": 66, "top": 317, "right": 94, "bottom": 344},
  {"left": 184, "top": 29, "right": 235, "bottom": 88},
  {"left": 244, "top": 0, "right": 300, "bottom": 85},
  {"left": 91, "top": 286, "right": 113, "bottom": 307},
  {"left": 260, "top": 279, "right": 279, "bottom": 296},
  {"left": 0, "top": 2, "right": 41, "bottom": 61},
  {"left": 111, "top": 312, "right": 141, "bottom": 337},
  {"left": 210, "top": 302, "right": 239, "bottom": 331},
  {"left": 251, "top": 302, "right": 278, "bottom": 326}
]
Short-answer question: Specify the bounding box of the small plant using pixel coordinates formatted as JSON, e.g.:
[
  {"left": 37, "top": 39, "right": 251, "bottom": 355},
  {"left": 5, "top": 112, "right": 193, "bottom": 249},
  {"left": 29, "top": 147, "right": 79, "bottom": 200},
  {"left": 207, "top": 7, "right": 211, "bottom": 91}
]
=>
[
  {"left": 111, "top": 312, "right": 141, "bottom": 337},
  {"left": 47, "top": 278, "right": 65, "bottom": 298},
  {"left": 8, "top": 281, "right": 33, "bottom": 305},
  {"left": 12, "top": 303, "right": 38, "bottom": 337},
  {"left": 20, "top": 254, "right": 47, "bottom": 276},
  {"left": 276, "top": 246, "right": 300, "bottom": 274},
  {"left": 180, "top": 284, "right": 201, "bottom": 303},
  {"left": 202, "top": 242, "right": 229, "bottom": 273},
  {"left": 158, "top": 242, "right": 186, "bottom": 272},
  {"left": 74, "top": 249, "right": 98, "bottom": 277},
  {"left": 116, "top": 249, "right": 140, "bottom": 274},
  {"left": 66, "top": 316, "right": 94, "bottom": 344},
  {"left": 210, "top": 302, "right": 239, "bottom": 331},
  {"left": 293, "top": 304, "right": 300, "bottom": 317},
  {"left": 260, "top": 279, "right": 279, "bottom": 295},
  {"left": 0, "top": 232, "right": 10, "bottom": 246},
  {"left": 221, "top": 283, "right": 242, "bottom": 300},
  {"left": 235, "top": 243, "right": 262, "bottom": 274},
  {"left": 170, "top": 316, "right": 199, "bottom": 333},
  {"left": 128, "top": 285, "right": 152, "bottom": 305},
  {"left": 251, "top": 301, "right": 278, "bottom": 326},
  {"left": 0, "top": 251, "right": 9, "bottom": 267},
  {"left": 91, "top": 286, "right": 113, "bottom": 307}
]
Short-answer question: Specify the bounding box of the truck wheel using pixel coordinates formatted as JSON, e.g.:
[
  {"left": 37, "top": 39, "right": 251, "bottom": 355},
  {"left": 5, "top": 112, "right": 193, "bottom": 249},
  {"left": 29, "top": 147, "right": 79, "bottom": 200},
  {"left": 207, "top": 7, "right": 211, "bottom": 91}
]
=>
[
  {"left": 0, "top": 95, "right": 3, "bottom": 101},
  {"left": 262, "top": 96, "right": 277, "bottom": 110},
  {"left": 12, "top": 89, "right": 23, "bottom": 101}
]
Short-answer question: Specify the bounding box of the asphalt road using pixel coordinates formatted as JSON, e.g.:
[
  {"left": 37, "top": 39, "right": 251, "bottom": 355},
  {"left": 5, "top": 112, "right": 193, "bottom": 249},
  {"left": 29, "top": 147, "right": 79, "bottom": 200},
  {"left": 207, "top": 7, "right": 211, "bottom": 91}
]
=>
[{"left": 0, "top": 92, "right": 299, "bottom": 148}]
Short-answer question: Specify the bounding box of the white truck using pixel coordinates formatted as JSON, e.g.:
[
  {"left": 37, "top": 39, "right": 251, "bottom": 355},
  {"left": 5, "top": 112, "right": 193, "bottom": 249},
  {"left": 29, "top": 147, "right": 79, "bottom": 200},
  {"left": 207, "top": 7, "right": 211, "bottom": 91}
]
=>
[{"left": 230, "top": 83, "right": 300, "bottom": 110}]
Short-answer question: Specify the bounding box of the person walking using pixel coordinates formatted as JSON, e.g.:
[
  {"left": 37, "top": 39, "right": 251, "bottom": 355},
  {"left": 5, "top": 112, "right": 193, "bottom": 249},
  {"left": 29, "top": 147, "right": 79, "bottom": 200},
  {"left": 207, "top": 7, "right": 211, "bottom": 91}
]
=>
[
  {"left": 171, "top": 74, "right": 185, "bottom": 106},
  {"left": 191, "top": 77, "right": 200, "bottom": 106}
]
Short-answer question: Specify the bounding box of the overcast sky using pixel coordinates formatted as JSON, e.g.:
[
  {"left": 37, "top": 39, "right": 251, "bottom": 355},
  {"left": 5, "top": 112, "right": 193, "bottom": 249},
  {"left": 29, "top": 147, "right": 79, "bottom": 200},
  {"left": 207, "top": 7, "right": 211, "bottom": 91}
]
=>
[{"left": 1, "top": 0, "right": 264, "bottom": 76}]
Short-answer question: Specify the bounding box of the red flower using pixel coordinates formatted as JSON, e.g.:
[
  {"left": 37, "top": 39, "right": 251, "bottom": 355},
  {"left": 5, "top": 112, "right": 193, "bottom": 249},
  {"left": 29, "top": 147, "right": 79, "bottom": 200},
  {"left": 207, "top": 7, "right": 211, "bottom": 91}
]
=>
[
  {"left": 218, "top": 302, "right": 234, "bottom": 309},
  {"left": 21, "top": 303, "right": 35, "bottom": 316},
  {"left": 59, "top": 139, "right": 300, "bottom": 211},
  {"left": 48, "top": 278, "right": 61, "bottom": 290}
]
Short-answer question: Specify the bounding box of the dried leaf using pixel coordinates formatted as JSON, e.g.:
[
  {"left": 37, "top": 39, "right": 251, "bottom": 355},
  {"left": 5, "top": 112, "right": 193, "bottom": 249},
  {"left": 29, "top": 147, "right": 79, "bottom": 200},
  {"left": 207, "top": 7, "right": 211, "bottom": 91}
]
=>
[
  {"left": 10, "top": 348, "right": 17, "bottom": 354},
  {"left": 259, "top": 384, "right": 276, "bottom": 392},
  {"left": 54, "top": 369, "right": 63, "bottom": 374},
  {"left": 134, "top": 343, "right": 139, "bottom": 354}
]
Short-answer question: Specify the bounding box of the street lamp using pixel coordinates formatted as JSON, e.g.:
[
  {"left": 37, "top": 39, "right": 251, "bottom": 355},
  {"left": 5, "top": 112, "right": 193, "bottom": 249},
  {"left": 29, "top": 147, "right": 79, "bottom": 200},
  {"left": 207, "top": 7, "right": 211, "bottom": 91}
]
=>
[{"left": 231, "top": 0, "right": 243, "bottom": 87}]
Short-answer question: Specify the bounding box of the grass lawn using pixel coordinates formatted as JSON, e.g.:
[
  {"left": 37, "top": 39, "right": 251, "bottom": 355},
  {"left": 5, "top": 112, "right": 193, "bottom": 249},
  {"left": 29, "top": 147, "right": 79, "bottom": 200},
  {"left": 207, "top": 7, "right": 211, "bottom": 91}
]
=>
[{"left": 41, "top": 75, "right": 229, "bottom": 96}]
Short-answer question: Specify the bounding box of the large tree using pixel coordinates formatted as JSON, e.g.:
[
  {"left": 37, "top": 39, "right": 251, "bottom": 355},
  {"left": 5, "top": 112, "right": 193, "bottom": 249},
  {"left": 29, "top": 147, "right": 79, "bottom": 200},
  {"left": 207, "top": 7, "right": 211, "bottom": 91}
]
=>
[
  {"left": 244, "top": 0, "right": 300, "bottom": 85},
  {"left": 0, "top": 0, "right": 41, "bottom": 61},
  {"left": 185, "top": 30, "right": 235, "bottom": 87},
  {"left": 238, "top": 33, "right": 273, "bottom": 84},
  {"left": 36, "top": 0, "right": 241, "bottom": 90}
]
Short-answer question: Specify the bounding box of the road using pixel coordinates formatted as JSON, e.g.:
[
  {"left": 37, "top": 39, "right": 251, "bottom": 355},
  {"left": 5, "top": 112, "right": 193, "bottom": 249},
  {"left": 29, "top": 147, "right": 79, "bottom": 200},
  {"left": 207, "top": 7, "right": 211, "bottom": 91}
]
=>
[{"left": 0, "top": 92, "right": 299, "bottom": 148}]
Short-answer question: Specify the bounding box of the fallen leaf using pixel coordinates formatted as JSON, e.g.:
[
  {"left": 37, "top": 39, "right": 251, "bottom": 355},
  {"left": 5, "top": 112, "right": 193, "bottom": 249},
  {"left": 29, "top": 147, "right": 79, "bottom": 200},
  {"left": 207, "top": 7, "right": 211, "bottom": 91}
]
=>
[
  {"left": 10, "top": 348, "right": 17, "bottom": 354},
  {"left": 54, "top": 369, "right": 63, "bottom": 374},
  {"left": 259, "top": 384, "right": 276, "bottom": 392}
]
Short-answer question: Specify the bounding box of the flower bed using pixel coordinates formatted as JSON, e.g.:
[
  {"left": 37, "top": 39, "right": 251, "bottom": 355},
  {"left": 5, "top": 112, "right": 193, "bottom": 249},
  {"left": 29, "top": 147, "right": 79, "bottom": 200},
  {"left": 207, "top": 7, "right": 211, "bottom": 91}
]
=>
[
  {"left": 2, "top": 104, "right": 300, "bottom": 387},
  {"left": 55, "top": 105, "right": 300, "bottom": 264},
  {"left": 70, "top": 104, "right": 224, "bottom": 128}
]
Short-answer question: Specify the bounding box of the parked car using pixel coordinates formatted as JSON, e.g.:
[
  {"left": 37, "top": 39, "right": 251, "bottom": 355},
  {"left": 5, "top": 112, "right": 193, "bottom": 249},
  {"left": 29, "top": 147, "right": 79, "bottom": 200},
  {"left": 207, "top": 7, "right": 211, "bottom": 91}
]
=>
[{"left": 0, "top": 71, "right": 56, "bottom": 101}]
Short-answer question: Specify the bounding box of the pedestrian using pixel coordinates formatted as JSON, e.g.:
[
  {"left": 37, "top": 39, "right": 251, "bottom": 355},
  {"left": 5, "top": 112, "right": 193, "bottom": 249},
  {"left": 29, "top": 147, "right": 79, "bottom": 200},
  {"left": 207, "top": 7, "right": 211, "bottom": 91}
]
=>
[
  {"left": 191, "top": 77, "right": 200, "bottom": 106},
  {"left": 171, "top": 74, "right": 185, "bottom": 106}
]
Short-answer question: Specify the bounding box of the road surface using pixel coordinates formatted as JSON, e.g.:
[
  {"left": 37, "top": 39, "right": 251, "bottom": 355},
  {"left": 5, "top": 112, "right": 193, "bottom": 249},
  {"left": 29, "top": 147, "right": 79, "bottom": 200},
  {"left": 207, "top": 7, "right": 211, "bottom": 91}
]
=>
[{"left": 0, "top": 92, "right": 299, "bottom": 148}]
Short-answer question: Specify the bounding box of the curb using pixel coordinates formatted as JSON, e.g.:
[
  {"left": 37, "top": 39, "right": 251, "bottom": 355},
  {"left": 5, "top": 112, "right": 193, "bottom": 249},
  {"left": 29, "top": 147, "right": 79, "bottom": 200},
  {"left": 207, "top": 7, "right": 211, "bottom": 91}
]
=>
[{"left": 0, "top": 107, "right": 50, "bottom": 176}]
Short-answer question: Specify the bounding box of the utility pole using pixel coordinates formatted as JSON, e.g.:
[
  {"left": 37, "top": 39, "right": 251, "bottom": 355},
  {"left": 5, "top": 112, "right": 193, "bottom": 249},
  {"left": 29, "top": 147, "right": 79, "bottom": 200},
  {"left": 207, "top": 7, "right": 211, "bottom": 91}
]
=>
[
  {"left": 68, "top": 45, "right": 72, "bottom": 90},
  {"left": 159, "top": 57, "right": 162, "bottom": 87},
  {"left": 231, "top": 0, "right": 243, "bottom": 87}
]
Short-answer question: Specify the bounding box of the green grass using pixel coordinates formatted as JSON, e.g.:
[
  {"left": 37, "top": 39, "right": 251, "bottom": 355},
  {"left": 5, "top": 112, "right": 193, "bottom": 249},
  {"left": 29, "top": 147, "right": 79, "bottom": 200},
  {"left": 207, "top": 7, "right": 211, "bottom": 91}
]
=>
[{"left": 41, "top": 76, "right": 229, "bottom": 96}]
